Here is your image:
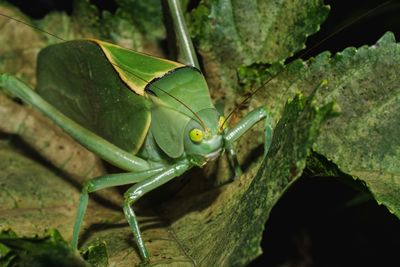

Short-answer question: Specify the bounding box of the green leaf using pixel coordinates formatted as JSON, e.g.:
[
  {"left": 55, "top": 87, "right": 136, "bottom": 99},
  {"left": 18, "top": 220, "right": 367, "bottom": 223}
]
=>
[
  {"left": 237, "top": 31, "right": 400, "bottom": 224},
  {"left": 81, "top": 242, "right": 108, "bottom": 267},
  {"left": 312, "top": 33, "right": 400, "bottom": 217},
  {"left": 190, "top": 0, "right": 329, "bottom": 66},
  {"left": 114, "top": 0, "right": 165, "bottom": 40},
  {"left": 0, "top": 229, "right": 89, "bottom": 267},
  {"left": 189, "top": 0, "right": 329, "bottom": 102},
  {"left": 245, "top": 32, "right": 400, "bottom": 219}
]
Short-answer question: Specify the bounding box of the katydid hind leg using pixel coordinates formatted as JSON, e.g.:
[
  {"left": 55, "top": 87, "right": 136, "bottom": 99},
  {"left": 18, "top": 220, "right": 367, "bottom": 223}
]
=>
[
  {"left": 0, "top": 74, "right": 150, "bottom": 172},
  {"left": 123, "top": 160, "right": 190, "bottom": 262},
  {"left": 70, "top": 168, "right": 164, "bottom": 250}
]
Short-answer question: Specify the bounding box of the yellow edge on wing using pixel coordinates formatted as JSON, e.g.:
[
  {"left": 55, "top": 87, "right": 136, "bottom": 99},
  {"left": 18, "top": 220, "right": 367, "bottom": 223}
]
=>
[{"left": 90, "top": 39, "right": 184, "bottom": 96}]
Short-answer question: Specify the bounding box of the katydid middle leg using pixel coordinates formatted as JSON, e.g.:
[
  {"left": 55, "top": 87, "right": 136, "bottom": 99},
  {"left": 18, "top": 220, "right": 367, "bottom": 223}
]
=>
[
  {"left": 123, "top": 159, "right": 191, "bottom": 262},
  {"left": 71, "top": 167, "right": 165, "bottom": 249}
]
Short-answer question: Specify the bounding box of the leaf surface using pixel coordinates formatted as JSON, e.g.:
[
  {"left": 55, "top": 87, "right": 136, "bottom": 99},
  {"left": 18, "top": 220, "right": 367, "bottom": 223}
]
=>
[{"left": 246, "top": 32, "right": 400, "bottom": 218}]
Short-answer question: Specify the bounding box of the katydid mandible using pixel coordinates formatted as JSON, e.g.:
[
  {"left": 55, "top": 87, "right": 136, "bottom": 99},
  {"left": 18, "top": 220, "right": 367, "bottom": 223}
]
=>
[{"left": 0, "top": 0, "right": 273, "bottom": 264}]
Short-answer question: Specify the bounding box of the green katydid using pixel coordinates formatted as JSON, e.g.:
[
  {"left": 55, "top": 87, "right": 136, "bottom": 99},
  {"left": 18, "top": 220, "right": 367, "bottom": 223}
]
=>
[
  {"left": 0, "top": 0, "right": 273, "bottom": 263},
  {"left": 0, "top": 0, "right": 394, "bottom": 264}
]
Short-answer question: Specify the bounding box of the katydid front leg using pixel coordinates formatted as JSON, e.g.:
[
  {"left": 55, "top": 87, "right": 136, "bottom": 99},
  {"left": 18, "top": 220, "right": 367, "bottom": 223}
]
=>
[
  {"left": 166, "top": 0, "right": 199, "bottom": 68},
  {"left": 224, "top": 107, "right": 273, "bottom": 178}
]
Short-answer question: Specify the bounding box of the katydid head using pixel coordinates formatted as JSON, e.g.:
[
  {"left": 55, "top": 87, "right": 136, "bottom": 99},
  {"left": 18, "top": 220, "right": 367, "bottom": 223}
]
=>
[{"left": 184, "top": 108, "right": 224, "bottom": 166}]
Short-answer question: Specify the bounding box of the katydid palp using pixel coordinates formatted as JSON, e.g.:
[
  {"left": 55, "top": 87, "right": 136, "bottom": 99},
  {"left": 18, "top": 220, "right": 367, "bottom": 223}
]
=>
[{"left": 0, "top": 0, "right": 273, "bottom": 264}]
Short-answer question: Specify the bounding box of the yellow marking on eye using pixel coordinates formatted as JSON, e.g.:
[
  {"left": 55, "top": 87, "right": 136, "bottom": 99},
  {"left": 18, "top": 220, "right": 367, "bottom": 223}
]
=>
[
  {"left": 189, "top": 128, "right": 203, "bottom": 143},
  {"left": 218, "top": 116, "right": 227, "bottom": 133}
]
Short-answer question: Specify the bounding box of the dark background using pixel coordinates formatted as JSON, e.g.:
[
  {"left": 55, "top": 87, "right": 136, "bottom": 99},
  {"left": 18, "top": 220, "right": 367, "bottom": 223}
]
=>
[{"left": 4, "top": 0, "right": 400, "bottom": 266}]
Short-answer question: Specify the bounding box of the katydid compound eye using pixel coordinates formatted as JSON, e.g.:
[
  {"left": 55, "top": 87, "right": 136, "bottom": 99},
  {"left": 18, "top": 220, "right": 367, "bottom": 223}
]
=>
[
  {"left": 218, "top": 116, "right": 227, "bottom": 133},
  {"left": 189, "top": 128, "right": 203, "bottom": 143}
]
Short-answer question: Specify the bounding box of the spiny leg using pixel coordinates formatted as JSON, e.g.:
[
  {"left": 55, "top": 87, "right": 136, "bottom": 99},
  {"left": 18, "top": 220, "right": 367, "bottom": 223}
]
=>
[
  {"left": 224, "top": 107, "right": 273, "bottom": 179},
  {"left": 70, "top": 167, "right": 164, "bottom": 249},
  {"left": 123, "top": 159, "right": 191, "bottom": 262}
]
